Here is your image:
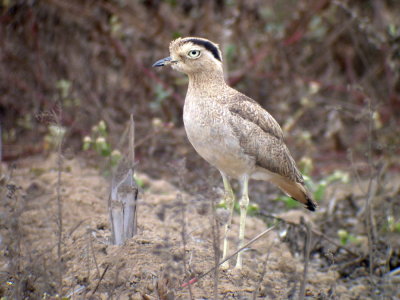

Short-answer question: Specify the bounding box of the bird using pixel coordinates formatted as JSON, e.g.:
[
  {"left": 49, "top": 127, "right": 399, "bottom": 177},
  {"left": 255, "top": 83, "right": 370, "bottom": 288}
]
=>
[{"left": 152, "top": 37, "right": 317, "bottom": 269}]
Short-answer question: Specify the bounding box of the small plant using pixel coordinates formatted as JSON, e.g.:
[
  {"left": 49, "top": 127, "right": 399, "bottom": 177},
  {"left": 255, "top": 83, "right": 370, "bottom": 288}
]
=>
[
  {"left": 134, "top": 175, "right": 145, "bottom": 189},
  {"left": 109, "top": 14, "right": 122, "bottom": 37},
  {"left": 305, "top": 170, "right": 350, "bottom": 202},
  {"left": 274, "top": 194, "right": 302, "bottom": 209},
  {"left": 56, "top": 79, "right": 71, "bottom": 100},
  {"left": 385, "top": 216, "right": 400, "bottom": 233},
  {"left": 337, "top": 229, "right": 363, "bottom": 246},
  {"left": 56, "top": 79, "right": 80, "bottom": 108},
  {"left": 44, "top": 124, "right": 66, "bottom": 151},
  {"left": 217, "top": 199, "right": 259, "bottom": 215},
  {"left": 275, "top": 157, "right": 350, "bottom": 209},
  {"left": 83, "top": 120, "right": 122, "bottom": 169}
]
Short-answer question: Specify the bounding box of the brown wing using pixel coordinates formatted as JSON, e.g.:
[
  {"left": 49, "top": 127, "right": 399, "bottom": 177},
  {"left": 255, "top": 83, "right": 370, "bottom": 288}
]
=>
[
  {"left": 227, "top": 93, "right": 284, "bottom": 141},
  {"left": 226, "top": 92, "right": 304, "bottom": 184}
]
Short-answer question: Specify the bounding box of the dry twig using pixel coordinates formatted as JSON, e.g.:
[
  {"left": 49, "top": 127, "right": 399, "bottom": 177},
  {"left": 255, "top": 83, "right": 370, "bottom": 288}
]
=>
[
  {"left": 175, "top": 159, "right": 194, "bottom": 299},
  {"left": 53, "top": 106, "right": 65, "bottom": 294},
  {"left": 210, "top": 194, "right": 220, "bottom": 300},
  {"left": 92, "top": 264, "right": 110, "bottom": 296},
  {"left": 252, "top": 241, "right": 275, "bottom": 300},
  {"left": 258, "top": 211, "right": 360, "bottom": 258},
  {"left": 299, "top": 218, "right": 312, "bottom": 300},
  {"left": 181, "top": 226, "right": 276, "bottom": 288}
]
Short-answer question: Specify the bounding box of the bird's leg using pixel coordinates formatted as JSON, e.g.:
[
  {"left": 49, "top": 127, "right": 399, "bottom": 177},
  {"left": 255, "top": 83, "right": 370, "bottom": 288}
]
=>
[
  {"left": 220, "top": 172, "right": 235, "bottom": 269},
  {"left": 235, "top": 174, "right": 249, "bottom": 269}
]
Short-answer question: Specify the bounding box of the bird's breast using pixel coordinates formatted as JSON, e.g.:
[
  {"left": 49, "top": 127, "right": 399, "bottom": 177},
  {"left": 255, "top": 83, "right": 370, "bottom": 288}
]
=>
[{"left": 183, "top": 97, "right": 255, "bottom": 178}]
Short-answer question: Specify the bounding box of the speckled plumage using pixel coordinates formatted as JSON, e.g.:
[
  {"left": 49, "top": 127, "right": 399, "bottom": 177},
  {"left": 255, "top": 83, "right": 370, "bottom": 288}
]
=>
[{"left": 153, "top": 37, "right": 317, "bottom": 268}]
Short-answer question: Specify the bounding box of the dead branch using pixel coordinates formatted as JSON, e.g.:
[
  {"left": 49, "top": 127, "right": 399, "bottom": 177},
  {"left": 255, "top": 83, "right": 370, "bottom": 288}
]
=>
[
  {"left": 181, "top": 226, "right": 276, "bottom": 288},
  {"left": 92, "top": 264, "right": 110, "bottom": 295},
  {"left": 299, "top": 218, "right": 312, "bottom": 300},
  {"left": 175, "top": 159, "right": 194, "bottom": 299},
  {"left": 258, "top": 211, "right": 360, "bottom": 258},
  {"left": 210, "top": 194, "right": 220, "bottom": 300},
  {"left": 252, "top": 241, "right": 275, "bottom": 300},
  {"left": 54, "top": 106, "right": 65, "bottom": 294}
]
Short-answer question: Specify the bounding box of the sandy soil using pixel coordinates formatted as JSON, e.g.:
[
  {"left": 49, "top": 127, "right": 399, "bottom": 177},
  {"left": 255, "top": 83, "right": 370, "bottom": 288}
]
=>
[{"left": 1, "top": 154, "right": 398, "bottom": 299}]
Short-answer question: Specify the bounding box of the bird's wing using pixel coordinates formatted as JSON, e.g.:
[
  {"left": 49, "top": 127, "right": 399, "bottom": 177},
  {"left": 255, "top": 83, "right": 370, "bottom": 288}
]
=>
[
  {"left": 227, "top": 93, "right": 284, "bottom": 141},
  {"left": 226, "top": 93, "right": 304, "bottom": 184}
]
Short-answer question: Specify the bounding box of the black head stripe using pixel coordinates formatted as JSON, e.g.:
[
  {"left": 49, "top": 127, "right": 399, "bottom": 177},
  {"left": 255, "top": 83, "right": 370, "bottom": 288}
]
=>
[{"left": 187, "top": 38, "right": 222, "bottom": 62}]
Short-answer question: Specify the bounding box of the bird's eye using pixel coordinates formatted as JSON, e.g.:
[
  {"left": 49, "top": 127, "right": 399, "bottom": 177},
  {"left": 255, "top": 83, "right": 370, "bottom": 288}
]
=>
[{"left": 188, "top": 50, "right": 201, "bottom": 58}]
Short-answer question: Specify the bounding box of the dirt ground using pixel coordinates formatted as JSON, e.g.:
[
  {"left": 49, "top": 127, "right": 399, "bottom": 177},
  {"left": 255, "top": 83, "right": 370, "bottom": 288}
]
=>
[{"left": 1, "top": 153, "right": 399, "bottom": 299}]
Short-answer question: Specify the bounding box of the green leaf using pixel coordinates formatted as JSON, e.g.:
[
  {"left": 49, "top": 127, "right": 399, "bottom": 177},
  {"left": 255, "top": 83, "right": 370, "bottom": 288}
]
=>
[
  {"left": 216, "top": 201, "right": 227, "bottom": 209},
  {"left": 275, "top": 195, "right": 300, "bottom": 209},
  {"left": 313, "top": 183, "right": 326, "bottom": 202},
  {"left": 247, "top": 203, "right": 260, "bottom": 215},
  {"left": 134, "top": 175, "right": 145, "bottom": 189},
  {"left": 338, "top": 229, "right": 349, "bottom": 245},
  {"left": 395, "top": 223, "right": 400, "bottom": 233},
  {"left": 83, "top": 141, "right": 91, "bottom": 151},
  {"left": 56, "top": 79, "right": 72, "bottom": 99},
  {"left": 97, "top": 120, "right": 107, "bottom": 136}
]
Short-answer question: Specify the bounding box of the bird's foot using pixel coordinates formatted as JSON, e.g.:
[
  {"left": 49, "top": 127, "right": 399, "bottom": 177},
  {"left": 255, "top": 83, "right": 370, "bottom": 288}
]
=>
[
  {"left": 234, "top": 254, "right": 243, "bottom": 269},
  {"left": 220, "top": 260, "right": 230, "bottom": 270},
  {"left": 234, "top": 261, "right": 243, "bottom": 269}
]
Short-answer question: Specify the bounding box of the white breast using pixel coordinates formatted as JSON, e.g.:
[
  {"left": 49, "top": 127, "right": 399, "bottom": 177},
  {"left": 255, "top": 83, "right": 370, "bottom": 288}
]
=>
[{"left": 183, "top": 96, "right": 255, "bottom": 178}]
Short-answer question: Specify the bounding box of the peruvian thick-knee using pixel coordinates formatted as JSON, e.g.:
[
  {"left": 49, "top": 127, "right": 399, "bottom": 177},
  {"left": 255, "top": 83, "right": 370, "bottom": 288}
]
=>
[{"left": 153, "top": 37, "right": 317, "bottom": 269}]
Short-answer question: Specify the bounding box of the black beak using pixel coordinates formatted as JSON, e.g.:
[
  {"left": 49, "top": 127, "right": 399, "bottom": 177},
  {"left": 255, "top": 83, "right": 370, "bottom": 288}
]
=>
[{"left": 152, "top": 56, "right": 172, "bottom": 67}]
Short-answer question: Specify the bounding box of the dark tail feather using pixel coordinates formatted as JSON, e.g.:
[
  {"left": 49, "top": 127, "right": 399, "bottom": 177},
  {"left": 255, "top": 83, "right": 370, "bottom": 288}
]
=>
[
  {"left": 301, "top": 194, "right": 317, "bottom": 211},
  {"left": 271, "top": 175, "right": 317, "bottom": 211}
]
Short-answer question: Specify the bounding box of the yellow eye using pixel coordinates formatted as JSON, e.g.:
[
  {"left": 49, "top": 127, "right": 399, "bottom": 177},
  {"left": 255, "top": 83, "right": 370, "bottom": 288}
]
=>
[{"left": 188, "top": 50, "right": 201, "bottom": 58}]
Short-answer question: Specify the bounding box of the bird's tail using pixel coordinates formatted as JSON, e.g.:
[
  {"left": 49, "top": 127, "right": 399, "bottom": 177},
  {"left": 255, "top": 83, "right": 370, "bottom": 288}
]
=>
[{"left": 270, "top": 176, "right": 317, "bottom": 211}]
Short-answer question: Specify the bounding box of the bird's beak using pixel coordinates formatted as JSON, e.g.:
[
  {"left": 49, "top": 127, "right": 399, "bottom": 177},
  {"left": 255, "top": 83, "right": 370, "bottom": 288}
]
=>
[{"left": 152, "top": 56, "right": 172, "bottom": 67}]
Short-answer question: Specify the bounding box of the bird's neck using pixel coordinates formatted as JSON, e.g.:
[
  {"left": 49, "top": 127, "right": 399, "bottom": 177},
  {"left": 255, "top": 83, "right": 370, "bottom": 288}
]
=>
[{"left": 187, "top": 71, "right": 228, "bottom": 97}]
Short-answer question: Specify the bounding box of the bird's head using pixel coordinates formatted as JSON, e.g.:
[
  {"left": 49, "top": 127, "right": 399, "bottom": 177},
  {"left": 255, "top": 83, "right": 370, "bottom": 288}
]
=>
[{"left": 152, "top": 37, "right": 223, "bottom": 75}]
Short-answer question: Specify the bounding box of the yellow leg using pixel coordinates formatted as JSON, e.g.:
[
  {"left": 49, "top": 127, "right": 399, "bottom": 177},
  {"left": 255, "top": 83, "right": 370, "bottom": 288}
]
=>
[
  {"left": 220, "top": 172, "right": 235, "bottom": 269},
  {"left": 235, "top": 175, "right": 249, "bottom": 269}
]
